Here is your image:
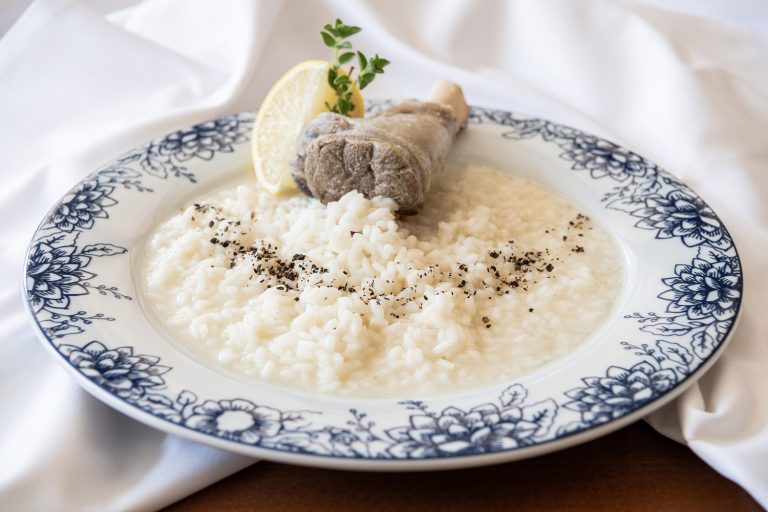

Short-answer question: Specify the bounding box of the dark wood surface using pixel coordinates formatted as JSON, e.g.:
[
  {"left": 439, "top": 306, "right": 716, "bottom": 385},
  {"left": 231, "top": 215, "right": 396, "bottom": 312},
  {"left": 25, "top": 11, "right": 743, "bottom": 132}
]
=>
[{"left": 166, "top": 420, "right": 761, "bottom": 511}]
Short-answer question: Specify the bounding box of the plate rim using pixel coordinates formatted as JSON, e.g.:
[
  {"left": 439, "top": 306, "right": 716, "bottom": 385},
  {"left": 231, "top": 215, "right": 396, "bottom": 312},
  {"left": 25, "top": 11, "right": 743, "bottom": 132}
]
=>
[
  {"left": 22, "top": 105, "right": 744, "bottom": 468},
  {"left": 22, "top": 289, "right": 741, "bottom": 470}
]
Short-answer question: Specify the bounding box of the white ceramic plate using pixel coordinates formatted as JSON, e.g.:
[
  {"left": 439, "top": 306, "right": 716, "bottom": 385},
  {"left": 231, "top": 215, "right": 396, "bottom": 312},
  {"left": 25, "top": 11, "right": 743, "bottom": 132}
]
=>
[{"left": 23, "top": 106, "right": 742, "bottom": 470}]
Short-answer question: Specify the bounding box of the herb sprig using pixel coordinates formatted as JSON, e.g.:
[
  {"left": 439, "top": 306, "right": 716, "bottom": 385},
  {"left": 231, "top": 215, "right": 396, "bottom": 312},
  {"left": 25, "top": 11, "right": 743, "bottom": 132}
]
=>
[{"left": 321, "top": 19, "right": 390, "bottom": 116}]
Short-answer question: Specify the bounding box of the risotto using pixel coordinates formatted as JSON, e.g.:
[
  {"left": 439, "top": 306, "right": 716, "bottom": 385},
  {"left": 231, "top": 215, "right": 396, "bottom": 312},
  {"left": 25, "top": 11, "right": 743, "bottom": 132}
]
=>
[{"left": 142, "top": 163, "right": 624, "bottom": 397}]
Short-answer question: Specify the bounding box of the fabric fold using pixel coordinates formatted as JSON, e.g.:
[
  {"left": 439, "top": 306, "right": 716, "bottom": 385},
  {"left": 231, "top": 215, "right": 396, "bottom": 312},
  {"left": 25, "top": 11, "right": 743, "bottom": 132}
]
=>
[{"left": 1, "top": 0, "right": 766, "bottom": 509}]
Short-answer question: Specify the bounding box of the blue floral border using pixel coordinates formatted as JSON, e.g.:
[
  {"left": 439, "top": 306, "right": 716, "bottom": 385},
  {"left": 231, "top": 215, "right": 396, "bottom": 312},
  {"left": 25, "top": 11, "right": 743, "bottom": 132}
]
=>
[
  {"left": 468, "top": 109, "right": 741, "bottom": 436},
  {"left": 24, "top": 107, "right": 742, "bottom": 459}
]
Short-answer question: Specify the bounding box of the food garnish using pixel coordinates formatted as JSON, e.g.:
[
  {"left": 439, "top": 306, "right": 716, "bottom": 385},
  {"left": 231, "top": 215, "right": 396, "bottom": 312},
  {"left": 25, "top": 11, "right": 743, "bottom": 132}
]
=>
[
  {"left": 251, "top": 19, "right": 387, "bottom": 196},
  {"left": 251, "top": 60, "right": 364, "bottom": 195},
  {"left": 321, "top": 19, "right": 390, "bottom": 116}
]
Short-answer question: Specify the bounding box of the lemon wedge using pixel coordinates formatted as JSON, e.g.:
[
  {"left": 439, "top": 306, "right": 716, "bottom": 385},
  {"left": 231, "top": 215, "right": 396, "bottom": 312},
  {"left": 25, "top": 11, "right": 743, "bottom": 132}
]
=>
[{"left": 251, "top": 60, "right": 365, "bottom": 195}]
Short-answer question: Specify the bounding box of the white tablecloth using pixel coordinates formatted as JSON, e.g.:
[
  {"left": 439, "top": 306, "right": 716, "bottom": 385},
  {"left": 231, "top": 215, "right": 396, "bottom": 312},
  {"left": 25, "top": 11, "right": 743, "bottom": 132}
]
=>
[{"left": 1, "top": 1, "right": 767, "bottom": 509}]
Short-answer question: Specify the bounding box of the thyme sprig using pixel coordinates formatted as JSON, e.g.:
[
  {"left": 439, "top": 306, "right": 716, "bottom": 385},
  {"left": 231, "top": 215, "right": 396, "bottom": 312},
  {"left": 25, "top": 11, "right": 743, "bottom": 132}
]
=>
[{"left": 321, "top": 19, "right": 390, "bottom": 116}]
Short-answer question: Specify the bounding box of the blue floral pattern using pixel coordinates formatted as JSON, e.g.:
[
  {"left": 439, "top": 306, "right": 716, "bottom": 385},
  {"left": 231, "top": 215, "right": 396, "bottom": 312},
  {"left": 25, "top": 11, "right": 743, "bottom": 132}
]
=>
[
  {"left": 66, "top": 350, "right": 557, "bottom": 458},
  {"left": 60, "top": 340, "right": 170, "bottom": 399},
  {"left": 27, "top": 231, "right": 95, "bottom": 313},
  {"left": 24, "top": 107, "right": 742, "bottom": 461},
  {"left": 470, "top": 108, "right": 741, "bottom": 433},
  {"left": 661, "top": 247, "right": 740, "bottom": 322},
  {"left": 49, "top": 179, "right": 117, "bottom": 232},
  {"left": 632, "top": 190, "right": 731, "bottom": 249},
  {"left": 110, "top": 113, "right": 252, "bottom": 184},
  {"left": 560, "top": 358, "right": 678, "bottom": 434},
  {"left": 186, "top": 399, "right": 284, "bottom": 444},
  {"left": 26, "top": 113, "right": 253, "bottom": 340},
  {"left": 386, "top": 387, "right": 557, "bottom": 457},
  {"left": 560, "top": 134, "right": 649, "bottom": 180},
  {"left": 155, "top": 116, "right": 250, "bottom": 163}
]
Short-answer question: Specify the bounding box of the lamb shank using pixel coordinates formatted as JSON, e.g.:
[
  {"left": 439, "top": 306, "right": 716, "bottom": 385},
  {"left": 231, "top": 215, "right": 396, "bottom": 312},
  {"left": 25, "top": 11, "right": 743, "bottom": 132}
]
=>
[{"left": 291, "top": 80, "right": 468, "bottom": 215}]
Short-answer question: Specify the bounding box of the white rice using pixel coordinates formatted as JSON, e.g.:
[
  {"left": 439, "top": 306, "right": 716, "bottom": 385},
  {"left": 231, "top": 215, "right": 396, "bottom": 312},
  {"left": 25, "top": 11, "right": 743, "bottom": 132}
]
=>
[{"left": 143, "top": 163, "right": 624, "bottom": 397}]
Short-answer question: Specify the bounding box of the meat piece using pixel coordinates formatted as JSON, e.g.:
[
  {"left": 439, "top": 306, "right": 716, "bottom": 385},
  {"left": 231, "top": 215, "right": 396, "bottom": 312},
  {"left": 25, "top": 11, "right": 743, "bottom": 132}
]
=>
[{"left": 291, "top": 80, "right": 468, "bottom": 214}]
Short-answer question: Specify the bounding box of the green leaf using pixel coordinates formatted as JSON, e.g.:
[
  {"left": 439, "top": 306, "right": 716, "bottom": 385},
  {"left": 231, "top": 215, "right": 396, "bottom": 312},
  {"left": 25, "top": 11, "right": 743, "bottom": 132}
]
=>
[
  {"left": 324, "top": 24, "right": 339, "bottom": 38},
  {"left": 338, "top": 52, "right": 355, "bottom": 65},
  {"left": 338, "top": 25, "right": 362, "bottom": 38},
  {"left": 357, "top": 51, "right": 368, "bottom": 70},
  {"left": 337, "top": 97, "right": 350, "bottom": 115},
  {"left": 373, "top": 57, "right": 390, "bottom": 72},
  {"left": 338, "top": 41, "right": 352, "bottom": 50},
  {"left": 321, "top": 31, "right": 336, "bottom": 47},
  {"left": 358, "top": 73, "right": 374, "bottom": 90},
  {"left": 327, "top": 67, "right": 337, "bottom": 87},
  {"left": 334, "top": 75, "right": 351, "bottom": 85}
]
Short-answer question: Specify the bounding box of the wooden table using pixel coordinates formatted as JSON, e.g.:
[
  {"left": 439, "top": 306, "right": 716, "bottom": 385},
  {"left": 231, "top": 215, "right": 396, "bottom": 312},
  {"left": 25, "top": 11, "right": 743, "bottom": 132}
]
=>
[{"left": 166, "top": 421, "right": 760, "bottom": 511}]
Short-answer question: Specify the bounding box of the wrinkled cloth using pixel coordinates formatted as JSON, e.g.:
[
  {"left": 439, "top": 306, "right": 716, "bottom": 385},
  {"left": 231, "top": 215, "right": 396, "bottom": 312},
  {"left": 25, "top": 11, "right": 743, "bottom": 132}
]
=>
[{"left": 1, "top": 0, "right": 766, "bottom": 509}]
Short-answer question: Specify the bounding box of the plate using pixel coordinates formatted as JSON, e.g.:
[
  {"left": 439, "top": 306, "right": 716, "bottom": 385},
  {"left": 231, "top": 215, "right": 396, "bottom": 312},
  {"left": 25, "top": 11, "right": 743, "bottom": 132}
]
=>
[{"left": 23, "top": 106, "right": 743, "bottom": 470}]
